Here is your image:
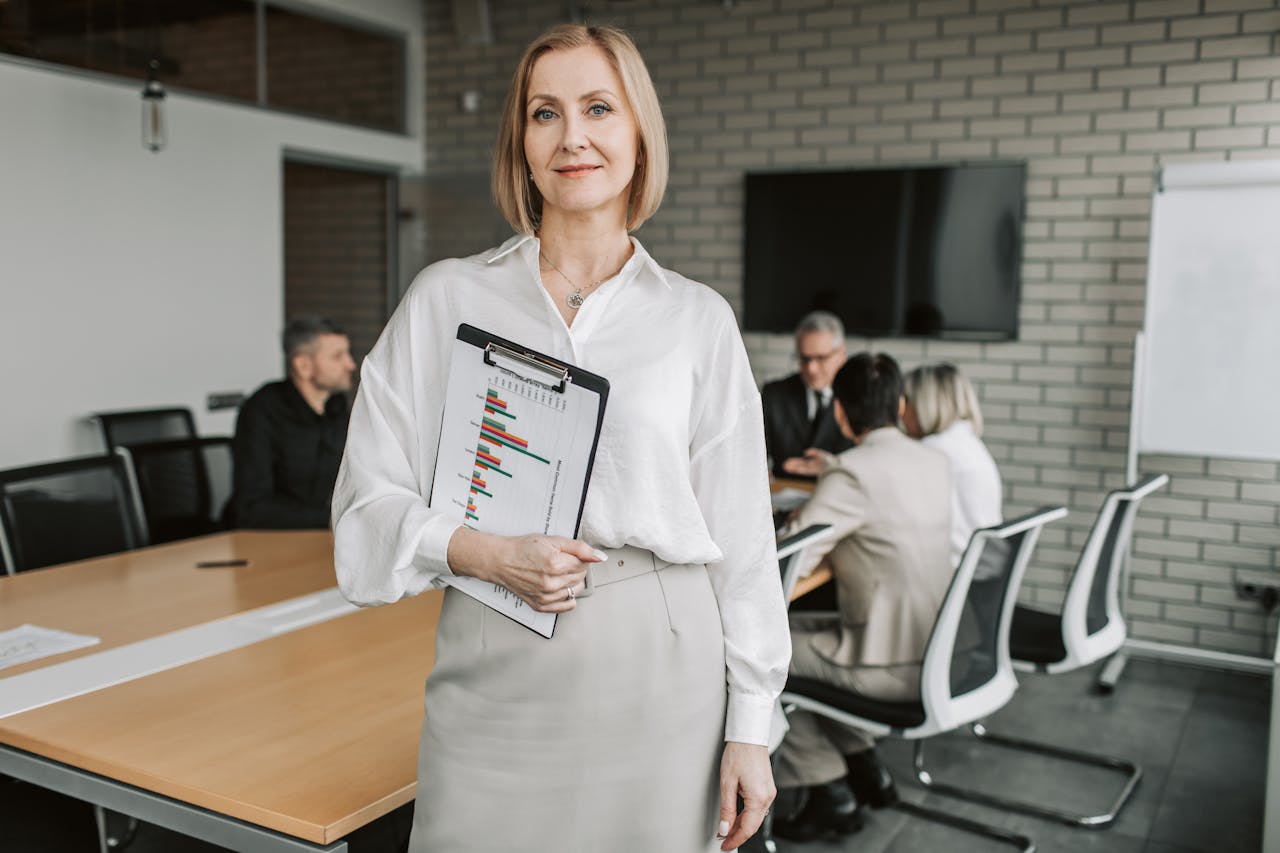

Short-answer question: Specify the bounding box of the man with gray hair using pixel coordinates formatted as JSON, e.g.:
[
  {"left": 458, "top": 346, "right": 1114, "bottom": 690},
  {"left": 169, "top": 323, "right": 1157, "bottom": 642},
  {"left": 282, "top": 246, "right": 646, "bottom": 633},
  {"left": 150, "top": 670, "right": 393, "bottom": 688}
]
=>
[
  {"left": 227, "top": 315, "right": 356, "bottom": 529},
  {"left": 762, "top": 311, "right": 854, "bottom": 478}
]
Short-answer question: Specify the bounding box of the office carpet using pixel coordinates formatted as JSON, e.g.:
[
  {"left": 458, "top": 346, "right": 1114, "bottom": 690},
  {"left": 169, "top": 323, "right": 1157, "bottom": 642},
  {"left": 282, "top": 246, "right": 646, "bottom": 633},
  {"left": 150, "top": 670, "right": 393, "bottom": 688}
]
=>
[{"left": 0, "top": 658, "right": 1268, "bottom": 852}]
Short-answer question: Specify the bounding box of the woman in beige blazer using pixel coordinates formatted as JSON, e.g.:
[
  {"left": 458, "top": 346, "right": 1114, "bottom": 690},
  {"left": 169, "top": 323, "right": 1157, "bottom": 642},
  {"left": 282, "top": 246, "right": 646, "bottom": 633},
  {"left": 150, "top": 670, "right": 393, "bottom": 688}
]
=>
[{"left": 773, "top": 352, "right": 953, "bottom": 843}]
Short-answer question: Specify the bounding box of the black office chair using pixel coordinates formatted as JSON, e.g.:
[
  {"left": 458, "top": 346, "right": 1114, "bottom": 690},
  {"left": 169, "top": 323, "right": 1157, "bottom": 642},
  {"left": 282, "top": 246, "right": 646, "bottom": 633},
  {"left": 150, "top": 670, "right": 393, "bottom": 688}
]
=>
[
  {"left": 954, "top": 473, "right": 1169, "bottom": 829},
  {"left": 0, "top": 455, "right": 146, "bottom": 575},
  {"left": 0, "top": 454, "right": 148, "bottom": 849},
  {"left": 115, "top": 437, "right": 233, "bottom": 545},
  {"left": 93, "top": 407, "right": 196, "bottom": 452},
  {"left": 778, "top": 506, "right": 1068, "bottom": 852}
]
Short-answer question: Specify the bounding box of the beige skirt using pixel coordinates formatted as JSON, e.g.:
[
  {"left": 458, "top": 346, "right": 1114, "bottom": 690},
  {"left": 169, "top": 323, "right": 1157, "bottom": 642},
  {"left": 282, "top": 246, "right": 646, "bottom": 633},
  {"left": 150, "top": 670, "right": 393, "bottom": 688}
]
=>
[{"left": 409, "top": 551, "right": 728, "bottom": 853}]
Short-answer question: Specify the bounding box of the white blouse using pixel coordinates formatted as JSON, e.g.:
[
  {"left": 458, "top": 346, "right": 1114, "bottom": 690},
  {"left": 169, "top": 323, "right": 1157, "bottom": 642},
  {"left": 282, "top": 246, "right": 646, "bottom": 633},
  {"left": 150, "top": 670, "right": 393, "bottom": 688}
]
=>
[
  {"left": 332, "top": 234, "right": 789, "bottom": 746},
  {"left": 922, "top": 420, "right": 1003, "bottom": 567}
]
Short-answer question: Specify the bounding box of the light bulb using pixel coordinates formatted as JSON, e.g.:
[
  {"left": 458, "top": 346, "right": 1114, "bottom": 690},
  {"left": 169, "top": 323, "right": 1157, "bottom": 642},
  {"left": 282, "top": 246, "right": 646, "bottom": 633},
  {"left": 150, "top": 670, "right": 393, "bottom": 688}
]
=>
[{"left": 141, "top": 77, "right": 166, "bottom": 153}]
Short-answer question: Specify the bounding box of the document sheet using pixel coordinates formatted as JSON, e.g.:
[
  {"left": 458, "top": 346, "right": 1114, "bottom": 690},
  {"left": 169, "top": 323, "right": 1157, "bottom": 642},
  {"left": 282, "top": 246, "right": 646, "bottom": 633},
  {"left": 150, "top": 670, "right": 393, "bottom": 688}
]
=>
[
  {"left": 430, "top": 333, "right": 605, "bottom": 637},
  {"left": 0, "top": 624, "right": 100, "bottom": 672}
]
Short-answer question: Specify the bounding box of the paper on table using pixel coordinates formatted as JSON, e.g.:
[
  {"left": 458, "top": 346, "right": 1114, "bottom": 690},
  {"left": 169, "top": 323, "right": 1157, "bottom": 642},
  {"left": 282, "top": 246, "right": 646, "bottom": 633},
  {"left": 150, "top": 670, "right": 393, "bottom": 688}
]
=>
[
  {"left": 771, "top": 487, "right": 811, "bottom": 513},
  {"left": 0, "top": 624, "right": 100, "bottom": 672}
]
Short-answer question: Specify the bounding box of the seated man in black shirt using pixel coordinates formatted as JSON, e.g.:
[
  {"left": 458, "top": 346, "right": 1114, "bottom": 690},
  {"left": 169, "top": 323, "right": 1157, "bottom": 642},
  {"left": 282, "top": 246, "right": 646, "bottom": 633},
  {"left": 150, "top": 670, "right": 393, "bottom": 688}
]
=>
[{"left": 228, "top": 315, "right": 356, "bottom": 529}]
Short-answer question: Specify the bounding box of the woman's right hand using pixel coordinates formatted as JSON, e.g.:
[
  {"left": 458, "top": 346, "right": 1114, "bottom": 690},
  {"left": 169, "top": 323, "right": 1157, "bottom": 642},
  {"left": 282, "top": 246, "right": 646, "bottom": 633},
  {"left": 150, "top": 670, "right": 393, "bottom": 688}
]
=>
[{"left": 446, "top": 527, "right": 606, "bottom": 612}]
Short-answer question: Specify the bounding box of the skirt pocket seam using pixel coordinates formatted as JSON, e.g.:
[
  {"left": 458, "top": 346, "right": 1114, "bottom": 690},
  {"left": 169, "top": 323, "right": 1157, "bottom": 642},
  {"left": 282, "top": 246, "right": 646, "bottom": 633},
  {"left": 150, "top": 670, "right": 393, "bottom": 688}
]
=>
[{"left": 654, "top": 570, "right": 676, "bottom": 633}]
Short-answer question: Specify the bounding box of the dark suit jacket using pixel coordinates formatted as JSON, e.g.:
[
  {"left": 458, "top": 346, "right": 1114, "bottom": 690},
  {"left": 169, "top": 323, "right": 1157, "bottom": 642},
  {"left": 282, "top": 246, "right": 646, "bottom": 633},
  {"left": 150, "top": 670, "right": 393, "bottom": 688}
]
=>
[{"left": 761, "top": 373, "right": 855, "bottom": 478}]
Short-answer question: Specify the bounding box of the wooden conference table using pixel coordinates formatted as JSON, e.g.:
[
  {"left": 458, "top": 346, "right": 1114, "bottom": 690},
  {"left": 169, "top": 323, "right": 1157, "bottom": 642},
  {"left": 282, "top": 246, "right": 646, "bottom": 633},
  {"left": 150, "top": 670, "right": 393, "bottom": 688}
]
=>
[
  {"left": 0, "top": 531, "right": 436, "bottom": 852},
  {"left": 0, "top": 523, "right": 825, "bottom": 851}
]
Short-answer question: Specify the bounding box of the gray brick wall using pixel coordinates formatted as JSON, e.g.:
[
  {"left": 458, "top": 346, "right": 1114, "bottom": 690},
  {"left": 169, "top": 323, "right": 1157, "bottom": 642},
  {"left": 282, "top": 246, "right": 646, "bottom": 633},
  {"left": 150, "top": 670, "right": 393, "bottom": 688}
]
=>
[{"left": 422, "top": 0, "right": 1280, "bottom": 656}]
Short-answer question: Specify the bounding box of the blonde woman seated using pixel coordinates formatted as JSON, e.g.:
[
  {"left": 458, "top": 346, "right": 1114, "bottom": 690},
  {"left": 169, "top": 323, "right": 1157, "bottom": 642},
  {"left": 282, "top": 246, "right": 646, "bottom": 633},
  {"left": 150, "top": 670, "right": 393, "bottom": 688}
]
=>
[{"left": 902, "top": 363, "right": 1003, "bottom": 568}]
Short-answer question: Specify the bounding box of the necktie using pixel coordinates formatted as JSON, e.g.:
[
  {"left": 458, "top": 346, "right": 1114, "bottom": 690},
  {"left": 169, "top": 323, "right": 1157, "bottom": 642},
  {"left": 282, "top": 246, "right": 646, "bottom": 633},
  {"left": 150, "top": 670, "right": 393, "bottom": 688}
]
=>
[{"left": 806, "top": 391, "right": 828, "bottom": 445}]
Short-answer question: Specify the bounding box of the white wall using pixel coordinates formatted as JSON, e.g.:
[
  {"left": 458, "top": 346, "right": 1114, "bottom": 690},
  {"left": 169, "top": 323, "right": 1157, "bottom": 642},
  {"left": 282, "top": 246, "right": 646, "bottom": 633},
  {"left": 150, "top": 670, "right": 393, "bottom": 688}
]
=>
[{"left": 0, "top": 1, "right": 424, "bottom": 470}]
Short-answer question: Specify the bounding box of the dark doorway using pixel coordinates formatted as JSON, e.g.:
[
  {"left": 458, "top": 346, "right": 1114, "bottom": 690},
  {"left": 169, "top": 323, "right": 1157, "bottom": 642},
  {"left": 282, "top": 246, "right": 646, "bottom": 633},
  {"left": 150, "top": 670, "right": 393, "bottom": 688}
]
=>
[{"left": 283, "top": 159, "right": 395, "bottom": 368}]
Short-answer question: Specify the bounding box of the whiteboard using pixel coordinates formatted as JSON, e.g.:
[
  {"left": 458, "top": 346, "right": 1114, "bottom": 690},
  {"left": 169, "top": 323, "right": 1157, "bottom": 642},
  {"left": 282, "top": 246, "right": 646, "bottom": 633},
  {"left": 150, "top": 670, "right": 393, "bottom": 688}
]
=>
[{"left": 1139, "top": 160, "right": 1280, "bottom": 462}]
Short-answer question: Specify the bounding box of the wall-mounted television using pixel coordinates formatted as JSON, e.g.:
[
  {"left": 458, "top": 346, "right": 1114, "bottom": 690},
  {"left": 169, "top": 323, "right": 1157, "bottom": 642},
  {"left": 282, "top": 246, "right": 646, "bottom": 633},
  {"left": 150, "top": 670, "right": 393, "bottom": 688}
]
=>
[{"left": 743, "top": 162, "right": 1025, "bottom": 340}]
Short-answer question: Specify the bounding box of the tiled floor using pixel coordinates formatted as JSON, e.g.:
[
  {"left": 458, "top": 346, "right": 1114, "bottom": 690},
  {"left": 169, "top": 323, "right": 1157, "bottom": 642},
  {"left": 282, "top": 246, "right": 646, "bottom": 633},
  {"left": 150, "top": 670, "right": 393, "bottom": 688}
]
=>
[
  {"left": 0, "top": 658, "right": 1269, "bottom": 852},
  {"left": 775, "top": 658, "right": 1270, "bottom": 853}
]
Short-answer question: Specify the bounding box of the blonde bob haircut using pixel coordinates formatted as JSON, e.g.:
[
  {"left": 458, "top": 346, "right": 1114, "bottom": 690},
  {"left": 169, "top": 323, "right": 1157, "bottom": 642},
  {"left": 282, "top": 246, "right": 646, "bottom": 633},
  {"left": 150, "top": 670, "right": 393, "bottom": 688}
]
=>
[
  {"left": 905, "top": 363, "right": 985, "bottom": 438},
  {"left": 492, "top": 24, "right": 668, "bottom": 234}
]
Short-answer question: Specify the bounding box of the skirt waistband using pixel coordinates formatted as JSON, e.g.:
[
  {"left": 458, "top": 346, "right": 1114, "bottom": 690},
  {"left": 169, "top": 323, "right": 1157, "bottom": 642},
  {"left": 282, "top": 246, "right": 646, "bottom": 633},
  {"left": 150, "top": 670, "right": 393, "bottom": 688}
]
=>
[{"left": 586, "top": 546, "right": 698, "bottom": 593}]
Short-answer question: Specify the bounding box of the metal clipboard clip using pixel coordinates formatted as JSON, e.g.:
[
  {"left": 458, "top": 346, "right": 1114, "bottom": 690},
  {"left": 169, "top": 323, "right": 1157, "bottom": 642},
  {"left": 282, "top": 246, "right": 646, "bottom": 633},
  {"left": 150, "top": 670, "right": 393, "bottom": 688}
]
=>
[{"left": 483, "top": 342, "right": 571, "bottom": 393}]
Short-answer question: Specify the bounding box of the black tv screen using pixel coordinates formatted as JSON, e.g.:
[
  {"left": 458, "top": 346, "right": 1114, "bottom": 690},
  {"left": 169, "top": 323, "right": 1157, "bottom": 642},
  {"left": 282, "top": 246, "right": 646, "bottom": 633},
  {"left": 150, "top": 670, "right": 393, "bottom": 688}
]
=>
[{"left": 743, "top": 162, "right": 1025, "bottom": 339}]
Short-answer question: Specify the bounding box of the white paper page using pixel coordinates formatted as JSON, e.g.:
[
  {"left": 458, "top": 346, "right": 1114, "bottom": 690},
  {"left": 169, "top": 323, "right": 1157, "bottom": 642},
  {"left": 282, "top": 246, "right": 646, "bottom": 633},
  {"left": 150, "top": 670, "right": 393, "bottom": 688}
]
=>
[
  {"left": 0, "top": 624, "right": 100, "bottom": 672},
  {"left": 431, "top": 337, "right": 600, "bottom": 638}
]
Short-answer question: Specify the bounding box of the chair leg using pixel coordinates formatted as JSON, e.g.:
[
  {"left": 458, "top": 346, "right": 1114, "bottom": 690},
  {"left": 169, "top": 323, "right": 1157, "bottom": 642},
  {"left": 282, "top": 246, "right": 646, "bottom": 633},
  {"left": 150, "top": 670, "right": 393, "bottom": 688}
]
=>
[
  {"left": 116, "top": 815, "right": 140, "bottom": 849},
  {"left": 761, "top": 809, "right": 778, "bottom": 853},
  {"left": 93, "top": 804, "right": 110, "bottom": 853},
  {"left": 757, "top": 774, "right": 1031, "bottom": 852},
  {"left": 1094, "top": 650, "right": 1128, "bottom": 695},
  {"left": 890, "top": 799, "right": 1036, "bottom": 852},
  {"left": 912, "top": 726, "right": 1143, "bottom": 828},
  {"left": 92, "top": 804, "right": 140, "bottom": 852}
]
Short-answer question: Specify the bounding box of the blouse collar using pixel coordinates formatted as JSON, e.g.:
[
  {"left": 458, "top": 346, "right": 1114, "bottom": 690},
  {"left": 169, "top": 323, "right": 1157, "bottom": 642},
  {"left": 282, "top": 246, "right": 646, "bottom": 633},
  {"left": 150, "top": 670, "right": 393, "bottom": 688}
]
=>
[{"left": 486, "top": 233, "right": 670, "bottom": 292}]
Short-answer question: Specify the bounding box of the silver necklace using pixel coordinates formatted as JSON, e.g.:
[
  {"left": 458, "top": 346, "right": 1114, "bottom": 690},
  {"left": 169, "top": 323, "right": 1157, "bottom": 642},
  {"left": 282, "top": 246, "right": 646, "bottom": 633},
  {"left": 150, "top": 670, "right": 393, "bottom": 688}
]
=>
[{"left": 540, "top": 251, "right": 605, "bottom": 310}]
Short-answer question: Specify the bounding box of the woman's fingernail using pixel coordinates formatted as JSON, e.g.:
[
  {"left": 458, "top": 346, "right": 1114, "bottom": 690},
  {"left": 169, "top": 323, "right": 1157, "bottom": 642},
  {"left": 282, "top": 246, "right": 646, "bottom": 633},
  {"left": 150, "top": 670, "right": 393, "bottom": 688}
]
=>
[
  {"left": 717, "top": 820, "right": 730, "bottom": 837},
  {"left": 593, "top": 549, "right": 608, "bottom": 561}
]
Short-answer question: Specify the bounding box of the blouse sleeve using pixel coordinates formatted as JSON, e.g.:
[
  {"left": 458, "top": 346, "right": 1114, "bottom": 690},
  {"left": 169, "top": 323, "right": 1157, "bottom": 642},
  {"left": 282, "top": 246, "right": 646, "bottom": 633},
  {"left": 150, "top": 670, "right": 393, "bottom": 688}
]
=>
[
  {"left": 688, "top": 302, "right": 791, "bottom": 747},
  {"left": 331, "top": 273, "right": 462, "bottom": 606}
]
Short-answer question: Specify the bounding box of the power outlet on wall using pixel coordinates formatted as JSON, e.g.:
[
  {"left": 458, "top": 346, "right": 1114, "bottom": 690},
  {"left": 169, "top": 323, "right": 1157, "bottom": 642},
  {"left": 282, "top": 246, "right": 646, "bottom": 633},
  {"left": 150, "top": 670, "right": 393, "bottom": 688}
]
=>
[
  {"left": 1234, "top": 582, "right": 1280, "bottom": 613},
  {"left": 207, "top": 392, "right": 245, "bottom": 411}
]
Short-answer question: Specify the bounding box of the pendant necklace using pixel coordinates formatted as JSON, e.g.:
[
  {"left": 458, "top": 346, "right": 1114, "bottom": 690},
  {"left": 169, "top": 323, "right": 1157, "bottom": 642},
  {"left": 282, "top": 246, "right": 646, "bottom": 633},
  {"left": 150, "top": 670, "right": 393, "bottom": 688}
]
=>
[{"left": 540, "top": 251, "right": 606, "bottom": 310}]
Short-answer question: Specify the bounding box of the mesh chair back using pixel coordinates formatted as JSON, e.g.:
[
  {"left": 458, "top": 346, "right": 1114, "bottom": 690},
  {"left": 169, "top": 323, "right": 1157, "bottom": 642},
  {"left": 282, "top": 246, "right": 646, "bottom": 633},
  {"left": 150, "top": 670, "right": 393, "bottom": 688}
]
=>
[
  {"left": 1084, "top": 502, "right": 1128, "bottom": 635},
  {"left": 950, "top": 535, "right": 1019, "bottom": 697},
  {"left": 117, "top": 437, "right": 233, "bottom": 545},
  {"left": 1063, "top": 473, "right": 1169, "bottom": 646},
  {"left": 919, "top": 506, "right": 1067, "bottom": 732},
  {"left": 95, "top": 408, "right": 196, "bottom": 451},
  {"left": 0, "top": 455, "right": 144, "bottom": 574}
]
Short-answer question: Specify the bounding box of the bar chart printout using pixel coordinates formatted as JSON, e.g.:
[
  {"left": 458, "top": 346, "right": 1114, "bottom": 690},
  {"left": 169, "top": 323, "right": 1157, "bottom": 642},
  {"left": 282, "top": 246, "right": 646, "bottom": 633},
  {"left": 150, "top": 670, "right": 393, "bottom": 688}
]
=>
[{"left": 430, "top": 331, "right": 607, "bottom": 637}]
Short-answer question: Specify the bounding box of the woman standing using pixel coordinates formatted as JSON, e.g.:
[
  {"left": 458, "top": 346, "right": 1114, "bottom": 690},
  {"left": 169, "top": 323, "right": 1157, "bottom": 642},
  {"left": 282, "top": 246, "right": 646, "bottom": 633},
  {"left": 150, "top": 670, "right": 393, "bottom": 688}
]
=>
[
  {"left": 332, "top": 24, "right": 787, "bottom": 853},
  {"left": 902, "top": 363, "right": 1003, "bottom": 567}
]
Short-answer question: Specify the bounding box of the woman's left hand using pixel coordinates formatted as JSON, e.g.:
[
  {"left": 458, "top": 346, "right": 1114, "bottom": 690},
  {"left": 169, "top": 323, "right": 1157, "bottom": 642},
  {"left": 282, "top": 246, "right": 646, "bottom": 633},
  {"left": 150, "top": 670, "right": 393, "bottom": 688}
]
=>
[{"left": 717, "top": 741, "right": 776, "bottom": 851}]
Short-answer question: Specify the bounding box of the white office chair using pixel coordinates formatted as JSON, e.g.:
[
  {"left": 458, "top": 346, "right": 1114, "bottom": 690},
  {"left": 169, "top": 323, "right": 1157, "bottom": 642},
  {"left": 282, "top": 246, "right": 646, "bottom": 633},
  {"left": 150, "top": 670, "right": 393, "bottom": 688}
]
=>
[
  {"left": 955, "top": 473, "right": 1169, "bottom": 829},
  {"left": 779, "top": 506, "right": 1068, "bottom": 853},
  {"left": 776, "top": 523, "right": 835, "bottom": 604},
  {"left": 1012, "top": 473, "right": 1169, "bottom": 676},
  {"left": 742, "top": 523, "right": 834, "bottom": 853}
]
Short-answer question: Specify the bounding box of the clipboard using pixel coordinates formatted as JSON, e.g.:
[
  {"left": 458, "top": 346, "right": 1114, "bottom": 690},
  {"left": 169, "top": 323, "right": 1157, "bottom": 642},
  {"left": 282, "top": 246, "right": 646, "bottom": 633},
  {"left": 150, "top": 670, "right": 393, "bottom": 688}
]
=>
[{"left": 429, "top": 323, "right": 609, "bottom": 638}]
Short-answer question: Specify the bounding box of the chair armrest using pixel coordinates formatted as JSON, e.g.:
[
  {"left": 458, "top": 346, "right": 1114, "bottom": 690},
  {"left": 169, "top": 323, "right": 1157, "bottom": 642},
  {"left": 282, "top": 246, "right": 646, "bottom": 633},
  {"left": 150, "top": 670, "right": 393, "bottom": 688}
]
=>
[{"left": 777, "top": 523, "right": 833, "bottom": 560}]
